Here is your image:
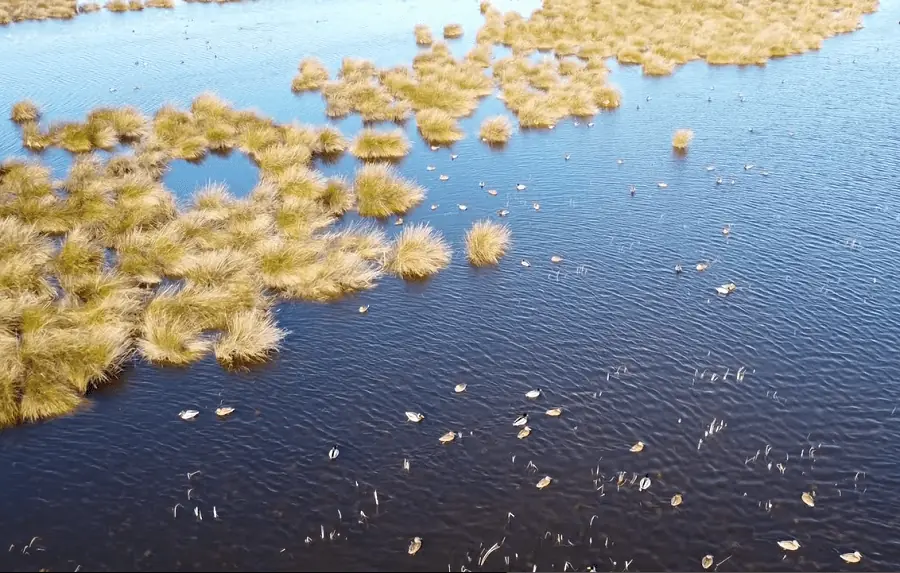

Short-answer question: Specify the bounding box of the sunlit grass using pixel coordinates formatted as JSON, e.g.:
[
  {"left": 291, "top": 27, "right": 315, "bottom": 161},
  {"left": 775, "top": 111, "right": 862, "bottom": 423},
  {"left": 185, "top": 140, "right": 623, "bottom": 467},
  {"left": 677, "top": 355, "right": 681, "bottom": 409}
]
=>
[
  {"left": 479, "top": 115, "right": 512, "bottom": 143},
  {"left": 214, "top": 309, "right": 285, "bottom": 368},
  {"left": 350, "top": 128, "right": 411, "bottom": 160},
  {"left": 443, "top": 23, "right": 463, "bottom": 39},
  {"left": 414, "top": 24, "right": 433, "bottom": 45},
  {"left": 138, "top": 305, "right": 210, "bottom": 365},
  {"left": 105, "top": 0, "right": 129, "bottom": 12},
  {"left": 385, "top": 223, "right": 451, "bottom": 279},
  {"left": 672, "top": 128, "right": 694, "bottom": 150},
  {"left": 465, "top": 219, "right": 511, "bottom": 266},
  {"left": 416, "top": 108, "right": 464, "bottom": 144},
  {"left": 353, "top": 163, "right": 425, "bottom": 217},
  {"left": 314, "top": 125, "right": 347, "bottom": 155},
  {"left": 145, "top": 0, "right": 174, "bottom": 7},
  {"left": 10, "top": 100, "right": 40, "bottom": 124},
  {"left": 292, "top": 57, "right": 330, "bottom": 92},
  {"left": 21, "top": 122, "right": 52, "bottom": 151}
]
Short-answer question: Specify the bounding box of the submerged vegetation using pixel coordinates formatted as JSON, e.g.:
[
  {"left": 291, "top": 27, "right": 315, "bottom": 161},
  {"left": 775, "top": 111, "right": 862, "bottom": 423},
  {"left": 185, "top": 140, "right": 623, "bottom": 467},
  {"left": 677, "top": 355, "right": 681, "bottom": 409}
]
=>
[
  {"left": 465, "top": 220, "right": 511, "bottom": 266},
  {"left": 672, "top": 129, "right": 694, "bottom": 151}
]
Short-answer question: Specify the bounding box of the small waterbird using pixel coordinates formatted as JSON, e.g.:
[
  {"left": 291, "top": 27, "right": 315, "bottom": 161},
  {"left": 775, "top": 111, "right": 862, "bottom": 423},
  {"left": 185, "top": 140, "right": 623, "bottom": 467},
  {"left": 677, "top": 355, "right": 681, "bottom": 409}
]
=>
[
  {"left": 516, "top": 183, "right": 527, "bottom": 191},
  {"left": 630, "top": 441, "right": 645, "bottom": 453},
  {"left": 405, "top": 411, "right": 425, "bottom": 423},
  {"left": 525, "top": 389, "right": 542, "bottom": 399},
  {"left": 454, "top": 383, "right": 467, "bottom": 393},
  {"left": 215, "top": 407, "right": 234, "bottom": 417},
  {"left": 328, "top": 445, "right": 340, "bottom": 460},
  {"left": 513, "top": 413, "right": 528, "bottom": 427},
  {"left": 439, "top": 174, "right": 449, "bottom": 181},
  {"left": 439, "top": 431, "right": 456, "bottom": 443},
  {"left": 521, "top": 259, "right": 531, "bottom": 267},
  {"left": 536, "top": 476, "right": 553, "bottom": 489},
  {"left": 408, "top": 537, "right": 422, "bottom": 555},
  {"left": 517, "top": 426, "right": 532, "bottom": 439},
  {"left": 179, "top": 410, "right": 199, "bottom": 420},
  {"left": 358, "top": 305, "right": 369, "bottom": 313},
  {"left": 550, "top": 255, "right": 563, "bottom": 263},
  {"left": 546, "top": 407, "right": 562, "bottom": 417}
]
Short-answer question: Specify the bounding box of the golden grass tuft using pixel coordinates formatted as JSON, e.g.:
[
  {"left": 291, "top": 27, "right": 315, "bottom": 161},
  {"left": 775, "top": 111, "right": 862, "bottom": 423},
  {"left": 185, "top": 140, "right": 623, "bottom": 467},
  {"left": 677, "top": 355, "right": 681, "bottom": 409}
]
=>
[
  {"left": 414, "top": 24, "right": 433, "bottom": 45},
  {"left": 255, "top": 142, "right": 312, "bottom": 174},
  {"left": 105, "top": 0, "right": 129, "bottom": 12},
  {"left": 350, "top": 128, "right": 411, "bottom": 160},
  {"left": 465, "top": 219, "right": 511, "bottom": 266},
  {"left": 415, "top": 108, "right": 464, "bottom": 144},
  {"left": 353, "top": 163, "right": 425, "bottom": 218},
  {"left": 292, "top": 57, "right": 330, "bottom": 92},
  {"left": 11, "top": 100, "right": 40, "bottom": 124},
  {"left": 672, "top": 128, "right": 694, "bottom": 150},
  {"left": 385, "top": 223, "right": 451, "bottom": 279},
  {"left": 138, "top": 306, "right": 210, "bottom": 365},
  {"left": 443, "top": 23, "right": 463, "bottom": 39},
  {"left": 314, "top": 125, "right": 347, "bottom": 155},
  {"left": 21, "top": 122, "right": 53, "bottom": 151},
  {"left": 479, "top": 115, "right": 512, "bottom": 144},
  {"left": 145, "top": 0, "right": 174, "bottom": 7},
  {"left": 214, "top": 309, "right": 285, "bottom": 368},
  {"left": 79, "top": 2, "right": 102, "bottom": 12}
]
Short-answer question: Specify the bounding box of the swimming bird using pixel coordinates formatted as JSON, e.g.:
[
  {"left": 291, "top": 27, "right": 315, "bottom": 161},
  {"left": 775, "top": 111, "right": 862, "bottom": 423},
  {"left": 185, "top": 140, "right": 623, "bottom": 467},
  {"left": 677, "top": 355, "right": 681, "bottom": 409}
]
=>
[
  {"left": 497, "top": 209, "right": 510, "bottom": 217},
  {"left": 430, "top": 145, "right": 439, "bottom": 151},
  {"left": 840, "top": 551, "right": 862, "bottom": 564},
  {"left": 715, "top": 282, "right": 737, "bottom": 296},
  {"left": 521, "top": 259, "right": 531, "bottom": 267},
  {"left": 439, "top": 174, "right": 449, "bottom": 181},
  {"left": 516, "top": 183, "right": 526, "bottom": 191},
  {"left": 550, "top": 255, "right": 563, "bottom": 263},
  {"left": 545, "top": 407, "right": 562, "bottom": 417},
  {"left": 702, "top": 555, "right": 714, "bottom": 570},
  {"left": 450, "top": 154, "right": 458, "bottom": 160},
  {"left": 657, "top": 182, "right": 668, "bottom": 188},
  {"left": 426, "top": 165, "right": 436, "bottom": 171},
  {"left": 639, "top": 475, "right": 651, "bottom": 491},
  {"left": 716, "top": 177, "right": 723, "bottom": 185},
  {"left": 533, "top": 202, "right": 540, "bottom": 211},
  {"left": 454, "top": 383, "right": 467, "bottom": 393},
  {"left": 406, "top": 411, "right": 425, "bottom": 423},
  {"left": 777, "top": 540, "right": 801, "bottom": 551},
  {"left": 525, "top": 389, "right": 542, "bottom": 399},
  {"left": 564, "top": 154, "right": 570, "bottom": 161},
  {"left": 513, "top": 413, "right": 528, "bottom": 427},
  {"left": 179, "top": 410, "right": 199, "bottom": 420},
  {"left": 671, "top": 493, "right": 683, "bottom": 507},
  {"left": 801, "top": 491, "right": 815, "bottom": 507},
  {"left": 722, "top": 225, "right": 731, "bottom": 236},
  {"left": 588, "top": 122, "right": 595, "bottom": 127},
  {"left": 395, "top": 217, "right": 404, "bottom": 226},
  {"left": 487, "top": 189, "right": 498, "bottom": 196},
  {"left": 328, "top": 445, "right": 340, "bottom": 460},
  {"left": 706, "top": 165, "right": 715, "bottom": 171},
  {"left": 358, "top": 305, "right": 369, "bottom": 313},
  {"left": 646, "top": 95, "right": 651, "bottom": 101},
  {"left": 215, "top": 406, "right": 235, "bottom": 417},
  {"left": 479, "top": 181, "right": 485, "bottom": 188},
  {"left": 629, "top": 185, "right": 636, "bottom": 197},
  {"left": 696, "top": 262, "right": 709, "bottom": 272},
  {"left": 403, "top": 458, "right": 410, "bottom": 472},
  {"left": 744, "top": 164, "right": 754, "bottom": 170},
  {"left": 213, "top": 506, "right": 219, "bottom": 519},
  {"left": 675, "top": 264, "right": 683, "bottom": 274},
  {"left": 517, "top": 426, "right": 532, "bottom": 439},
  {"left": 408, "top": 537, "right": 422, "bottom": 555},
  {"left": 439, "top": 431, "right": 456, "bottom": 443},
  {"left": 617, "top": 159, "right": 624, "bottom": 164},
  {"left": 430, "top": 204, "right": 438, "bottom": 210},
  {"left": 630, "top": 441, "right": 645, "bottom": 453},
  {"left": 458, "top": 204, "right": 468, "bottom": 211},
  {"left": 536, "top": 476, "right": 553, "bottom": 489}
]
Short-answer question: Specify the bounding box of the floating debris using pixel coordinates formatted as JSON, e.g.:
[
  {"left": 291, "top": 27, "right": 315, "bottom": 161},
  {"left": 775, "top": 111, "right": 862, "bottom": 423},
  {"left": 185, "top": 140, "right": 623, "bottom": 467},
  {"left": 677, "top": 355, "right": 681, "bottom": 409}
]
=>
[
  {"left": 405, "top": 411, "right": 425, "bottom": 423},
  {"left": 801, "top": 491, "right": 815, "bottom": 507},
  {"left": 715, "top": 282, "right": 737, "bottom": 296},
  {"left": 454, "top": 383, "right": 467, "bottom": 393},
  {"left": 671, "top": 493, "right": 683, "bottom": 507},
  {"left": 179, "top": 410, "right": 199, "bottom": 421},
  {"left": 517, "top": 426, "right": 532, "bottom": 439},
  {"left": 408, "top": 537, "right": 422, "bottom": 555},
  {"left": 521, "top": 259, "right": 531, "bottom": 268},
  {"left": 777, "top": 540, "right": 801, "bottom": 551},
  {"left": 546, "top": 407, "right": 562, "bottom": 417},
  {"left": 840, "top": 551, "right": 862, "bottom": 564},
  {"left": 536, "top": 476, "right": 553, "bottom": 489},
  {"left": 215, "top": 407, "right": 235, "bottom": 417},
  {"left": 513, "top": 413, "right": 529, "bottom": 427},
  {"left": 550, "top": 255, "right": 564, "bottom": 263},
  {"left": 525, "top": 389, "right": 542, "bottom": 399},
  {"left": 439, "top": 431, "right": 456, "bottom": 443},
  {"left": 630, "top": 441, "right": 645, "bottom": 453},
  {"left": 328, "top": 445, "right": 340, "bottom": 460},
  {"left": 358, "top": 305, "right": 369, "bottom": 313},
  {"left": 439, "top": 174, "right": 449, "bottom": 181},
  {"left": 702, "top": 555, "right": 714, "bottom": 570}
]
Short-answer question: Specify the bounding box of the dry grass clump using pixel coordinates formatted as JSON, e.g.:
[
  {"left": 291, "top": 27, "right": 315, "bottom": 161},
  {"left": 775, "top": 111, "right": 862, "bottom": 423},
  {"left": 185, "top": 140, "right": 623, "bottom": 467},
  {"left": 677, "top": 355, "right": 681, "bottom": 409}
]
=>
[
  {"left": 672, "top": 128, "right": 694, "bottom": 151},
  {"left": 105, "top": 0, "right": 130, "bottom": 11},
  {"left": 314, "top": 126, "right": 347, "bottom": 155},
  {"left": 479, "top": 115, "right": 512, "bottom": 144},
  {"left": 10, "top": 100, "right": 40, "bottom": 124},
  {"left": 145, "top": 0, "right": 174, "bottom": 7},
  {"left": 350, "top": 128, "right": 411, "bottom": 160},
  {"left": 416, "top": 108, "right": 464, "bottom": 144},
  {"left": 214, "top": 309, "right": 285, "bottom": 368},
  {"left": 79, "top": 2, "right": 101, "bottom": 12},
  {"left": 0, "top": 0, "right": 78, "bottom": 23},
  {"left": 465, "top": 220, "right": 510, "bottom": 266},
  {"left": 385, "top": 223, "right": 451, "bottom": 279},
  {"left": 353, "top": 163, "right": 424, "bottom": 218},
  {"left": 414, "top": 24, "right": 432, "bottom": 45},
  {"left": 21, "top": 122, "right": 53, "bottom": 151},
  {"left": 292, "top": 58, "right": 330, "bottom": 92},
  {"left": 443, "top": 23, "right": 463, "bottom": 39}
]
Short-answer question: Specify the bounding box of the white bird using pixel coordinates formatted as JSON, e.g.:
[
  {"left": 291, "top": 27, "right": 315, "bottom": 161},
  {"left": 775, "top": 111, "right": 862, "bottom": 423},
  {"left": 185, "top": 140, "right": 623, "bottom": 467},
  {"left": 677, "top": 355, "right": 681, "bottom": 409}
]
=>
[
  {"left": 394, "top": 217, "right": 404, "bottom": 226},
  {"left": 564, "top": 154, "right": 570, "bottom": 161},
  {"left": 194, "top": 507, "right": 202, "bottom": 521},
  {"left": 639, "top": 475, "right": 651, "bottom": 491},
  {"left": 402, "top": 458, "right": 410, "bottom": 472},
  {"left": 517, "top": 426, "right": 532, "bottom": 439},
  {"left": 801, "top": 492, "right": 815, "bottom": 507},
  {"left": 616, "top": 158, "right": 624, "bottom": 164},
  {"left": 521, "top": 259, "right": 531, "bottom": 267},
  {"left": 588, "top": 122, "right": 595, "bottom": 127},
  {"left": 696, "top": 262, "right": 709, "bottom": 272},
  {"left": 358, "top": 305, "right": 369, "bottom": 313},
  {"left": 513, "top": 413, "right": 528, "bottom": 427},
  {"left": 777, "top": 540, "right": 801, "bottom": 551},
  {"left": 430, "top": 204, "right": 438, "bottom": 210},
  {"left": 179, "top": 410, "right": 199, "bottom": 420},
  {"left": 454, "top": 383, "right": 467, "bottom": 393},
  {"left": 545, "top": 407, "right": 562, "bottom": 417},
  {"left": 439, "top": 431, "right": 456, "bottom": 443},
  {"left": 840, "top": 551, "right": 862, "bottom": 564},
  {"left": 408, "top": 536, "right": 423, "bottom": 555},
  {"left": 497, "top": 209, "right": 510, "bottom": 217},
  {"left": 450, "top": 154, "right": 458, "bottom": 160},
  {"left": 328, "top": 445, "right": 340, "bottom": 460},
  {"left": 706, "top": 165, "right": 715, "bottom": 171},
  {"left": 701, "top": 555, "right": 714, "bottom": 570},
  {"left": 426, "top": 165, "right": 436, "bottom": 171},
  {"left": 550, "top": 255, "right": 563, "bottom": 263},
  {"left": 215, "top": 407, "right": 234, "bottom": 417},
  {"left": 430, "top": 145, "right": 439, "bottom": 151},
  {"left": 516, "top": 183, "right": 526, "bottom": 191},
  {"left": 532, "top": 202, "right": 540, "bottom": 211},
  {"left": 479, "top": 181, "right": 485, "bottom": 187},
  {"left": 487, "top": 189, "right": 498, "bottom": 196},
  {"left": 458, "top": 204, "right": 468, "bottom": 211},
  {"left": 439, "top": 174, "right": 449, "bottom": 181},
  {"left": 525, "top": 389, "right": 542, "bottom": 399},
  {"left": 715, "top": 282, "right": 737, "bottom": 296},
  {"left": 536, "top": 476, "right": 552, "bottom": 489},
  {"left": 405, "top": 411, "right": 425, "bottom": 423},
  {"left": 213, "top": 506, "right": 219, "bottom": 519},
  {"left": 744, "top": 163, "right": 754, "bottom": 170},
  {"left": 630, "top": 441, "right": 645, "bottom": 453},
  {"left": 657, "top": 182, "right": 668, "bottom": 188}
]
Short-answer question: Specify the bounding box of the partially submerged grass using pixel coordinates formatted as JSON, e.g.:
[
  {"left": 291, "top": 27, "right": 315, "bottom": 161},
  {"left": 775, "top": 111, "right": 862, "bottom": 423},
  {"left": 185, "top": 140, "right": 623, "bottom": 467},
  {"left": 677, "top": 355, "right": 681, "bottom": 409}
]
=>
[
  {"left": 145, "top": 0, "right": 174, "bottom": 7},
  {"left": 416, "top": 108, "right": 464, "bottom": 144},
  {"left": 414, "top": 24, "right": 433, "bottom": 45},
  {"left": 11, "top": 100, "right": 40, "bottom": 124},
  {"left": 479, "top": 115, "right": 512, "bottom": 144},
  {"left": 465, "top": 219, "right": 511, "bottom": 266},
  {"left": 385, "top": 224, "right": 451, "bottom": 279},
  {"left": 214, "top": 309, "right": 285, "bottom": 368},
  {"left": 672, "top": 128, "right": 694, "bottom": 150},
  {"left": 353, "top": 163, "right": 425, "bottom": 217},
  {"left": 350, "top": 128, "right": 411, "bottom": 160},
  {"left": 443, "top": 23, "right": 463, "bottom": 39},
  {"left": 292, "top": 57, "right": 330, "bottom": 92},
  {"left": 138, "top": 306, "right": 210, "bottom": 365},
  {"left": 105, "top": 0, "right": 130, "bottom": 12}
]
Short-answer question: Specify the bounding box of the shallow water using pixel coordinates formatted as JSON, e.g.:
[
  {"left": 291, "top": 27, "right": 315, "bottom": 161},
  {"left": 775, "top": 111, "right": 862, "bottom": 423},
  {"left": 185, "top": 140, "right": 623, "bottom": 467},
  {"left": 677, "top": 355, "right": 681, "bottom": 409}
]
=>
[{"left": 3, "top": 0, "right": 900, "bottom": 571}]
